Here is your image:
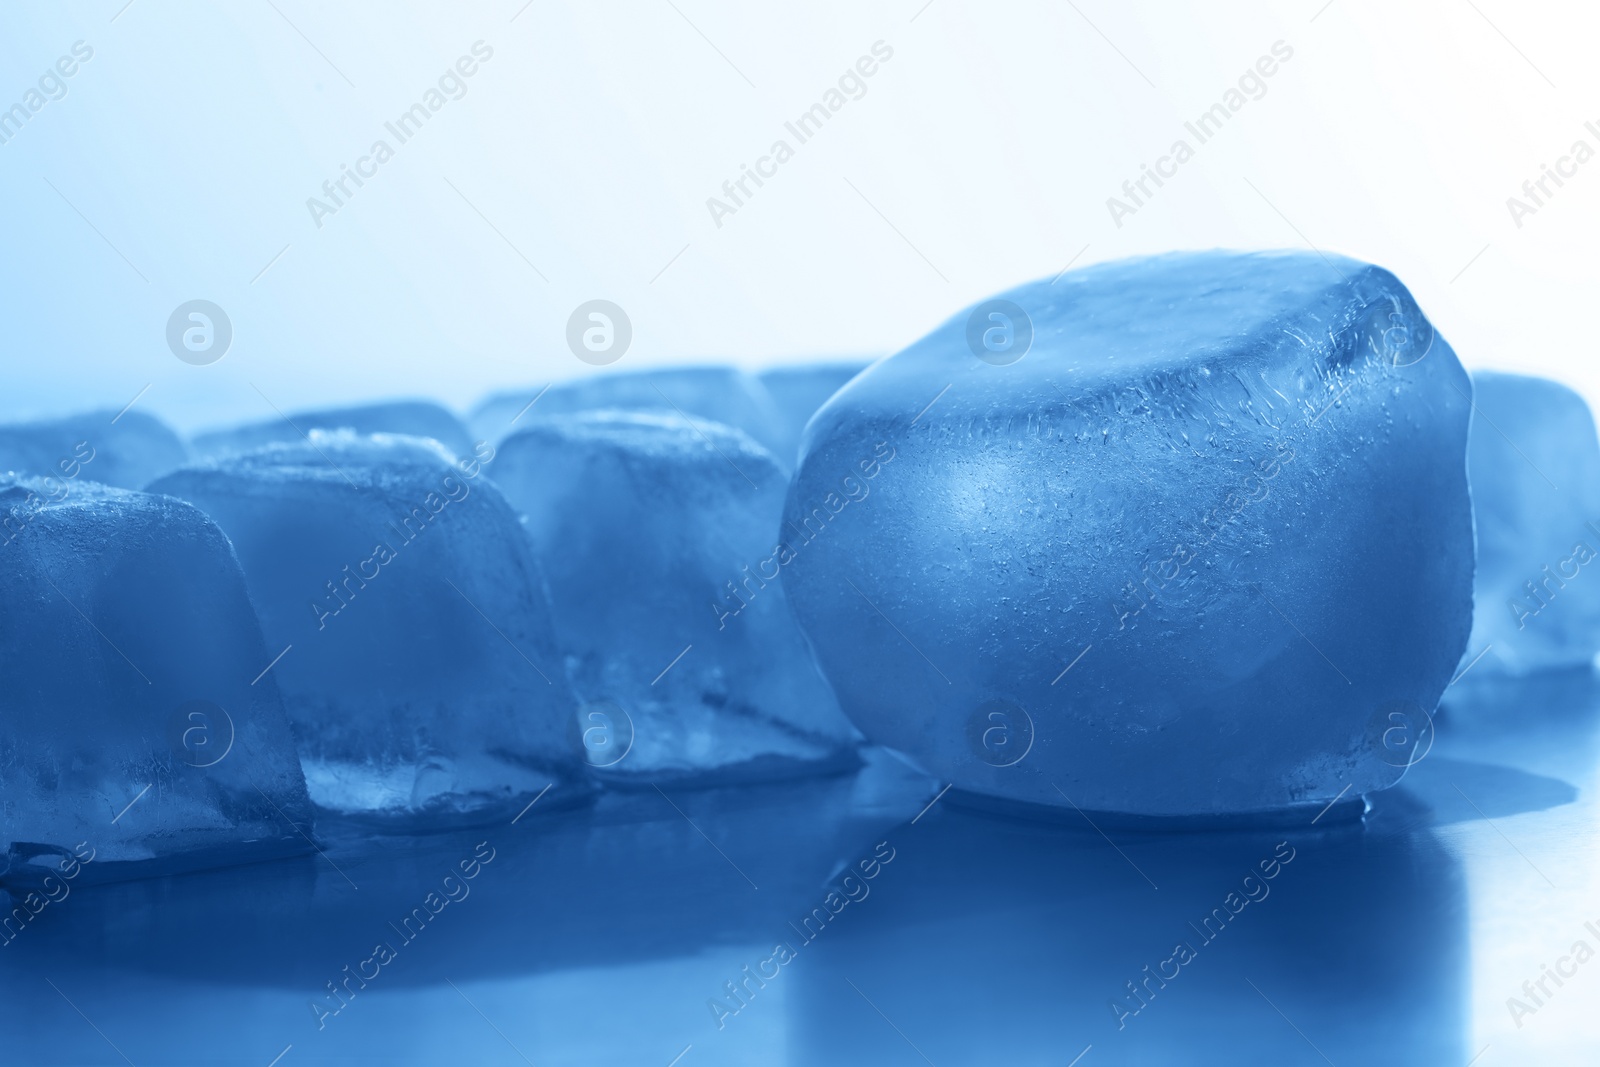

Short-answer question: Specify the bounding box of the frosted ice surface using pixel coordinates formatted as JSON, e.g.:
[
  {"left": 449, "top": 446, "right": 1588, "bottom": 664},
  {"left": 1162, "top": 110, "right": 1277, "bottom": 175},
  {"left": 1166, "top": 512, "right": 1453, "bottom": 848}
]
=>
[
  {"left": 782, "top": 250, "right": 1474, "bottom": 818},
  {"left": 149, "top": 433, "right": 581, "bottom": 820},
  {"left": 0, "top": 478, "right": 312, "bottom": 880},
  {"left": 759, "top": 360, "right": 872, "bottom": 463},
  {"left": 492, "top": 411, "right": 860, "bottom": 782},
  {"left": 469, "top": 367, "right": 789, "bottom": 459},
  {"left": 0, "top": 410, "right": 187, "bottom": 489},
  {"left": 192, "top": 401, "right": 473, "bottom": 460},
  {"left": 1463, "top": 371, "right": 1600, "bottom": 676}
]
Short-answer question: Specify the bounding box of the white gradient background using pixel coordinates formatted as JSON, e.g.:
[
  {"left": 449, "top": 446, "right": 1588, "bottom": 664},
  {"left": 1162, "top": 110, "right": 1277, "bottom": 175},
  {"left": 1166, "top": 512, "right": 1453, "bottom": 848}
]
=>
[{"left": 0, "top": 1, "right": 1596, "bottom": 435}]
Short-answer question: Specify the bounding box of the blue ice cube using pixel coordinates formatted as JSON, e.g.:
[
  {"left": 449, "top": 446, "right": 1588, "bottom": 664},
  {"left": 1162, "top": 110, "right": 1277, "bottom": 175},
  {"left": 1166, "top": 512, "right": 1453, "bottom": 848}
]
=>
[
  {"left": 191, "top": 400, "right": 473, "bottom": 460},
  {"left": 469, "top": 366, "right": 789, "bottom": 459},
  {"left": 1463, "top": 371, "right": 1600, "bottom": 676},
  {"left": 782, "top": 250, "right": 1474, "bottom": 818},
  {"left": 759, "top": 360, "right": 873, "bottom": 464},
  {"left": 0, "top": 409, "right": 186, "bottom": 489},
  {"left": 0, "top": 478, "right": 312, "bottom": 880},
  {"left": 149, "top": 432, "right": 582, "bottom": 820},
  {"left": 493, "top": 411, "right": 860, "bottom": 782}
]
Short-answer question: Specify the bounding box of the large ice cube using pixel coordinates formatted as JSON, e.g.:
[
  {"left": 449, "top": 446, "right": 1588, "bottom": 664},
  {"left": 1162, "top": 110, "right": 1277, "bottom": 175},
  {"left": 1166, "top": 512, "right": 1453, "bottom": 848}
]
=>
[
  {"left": 759, "top": 360, "right": 872, "bottom": 463},
  {"left": 782, "top": 250, "right": 1474, "bottom": 819},
  {"left": 192, "top": 401, "right": 473, "bottom": 460},
  {"left": 0, "top": 478, "right": 312, "bottom": 880},
  {"left": 1462, "top": 371, "right": 1600, "bottom": 676},
  {"left": 0, "top": 410, "right": 187, "bottom": 489},
  {"left": 149, "top": 433, "right": 582, "bottom": 820},
  {"left": 469, "top": 367, "right": 789, "bottom": 459},
  {"left": 492, "top": 411, "right": 860, "bottom": 782}
]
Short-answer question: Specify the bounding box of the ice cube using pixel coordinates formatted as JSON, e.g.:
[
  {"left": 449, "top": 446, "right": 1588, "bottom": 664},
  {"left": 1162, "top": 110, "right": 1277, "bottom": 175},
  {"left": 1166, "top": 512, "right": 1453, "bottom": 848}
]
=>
[
  {"left": 0, "top": 410, "right": 187, "bottom": 489},
  {"left": 1462, "top": 371, "right": 1600, "bottom": 676},
  {"left": 0, "top": 477, "right": 313, "bottom": 881},
  {"left": 782, "top": 250, "right": 1474, "bottom": 819},
  {"left": 148, "top": 433, "right": 582, "bottom": 820},
  {"left": 492, "top": 411, "right": 860, "bottom": 782},
  {"left": 191, "top": 401, "right": 473, "bottom": 460},
  {"left": 469, "top": 367, "right": 789, "bottom": 459},
  {"left": 759, "top": 360, "right": 872, "bottom": 463}
]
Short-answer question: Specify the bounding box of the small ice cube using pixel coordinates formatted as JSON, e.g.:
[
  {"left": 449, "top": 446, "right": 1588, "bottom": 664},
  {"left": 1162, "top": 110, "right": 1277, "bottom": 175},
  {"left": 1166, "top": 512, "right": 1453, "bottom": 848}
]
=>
[
  {"left": 150, "top": 433, "right": 581, "bottom": 820},
  {"left": 493, "top": 411, "right": 860, "bottom": 783},
  {"left": 1463, "top": 371, "right": 1600, "bottom": 676},
  {"left": 0, "top": 478, "right": 312, "bottom": 879},
  {"left": 0, "top": 410, "right": 186, "bottom": 489}
]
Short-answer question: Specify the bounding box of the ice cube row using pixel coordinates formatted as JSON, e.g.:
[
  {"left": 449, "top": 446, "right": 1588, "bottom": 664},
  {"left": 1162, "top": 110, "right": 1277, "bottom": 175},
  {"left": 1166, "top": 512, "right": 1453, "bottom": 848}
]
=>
[
  {"left": 5, "top": 250, "right": 1600, "bottom": 882},
  {"left": 0, "top": 367, "right": 866, "bottom": 881}
]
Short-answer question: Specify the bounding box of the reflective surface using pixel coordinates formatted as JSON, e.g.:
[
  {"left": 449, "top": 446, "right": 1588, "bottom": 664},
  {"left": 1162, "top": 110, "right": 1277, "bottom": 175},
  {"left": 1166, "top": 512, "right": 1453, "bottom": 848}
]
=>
[{"left": 3, "top": 673, "right": 1597, "bottom": 1065}]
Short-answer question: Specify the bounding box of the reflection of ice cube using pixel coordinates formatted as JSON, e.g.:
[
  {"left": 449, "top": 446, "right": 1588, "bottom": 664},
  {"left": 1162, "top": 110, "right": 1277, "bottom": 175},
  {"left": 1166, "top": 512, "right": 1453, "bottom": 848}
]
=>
[
  {"left": 784, "top": 250, "right": 1474, "bottom": 818},
  {"left": 494, "top": 411, "right": 860, "bottom": 784},
  {"left": 759, "top": 360, "right": 873, "bottom": 464},
  {"left": 0, "top": 478, "right": 312, "bottom": 878},
  {"left": 469, "top": 366, "right": 789, "bottom": 459},
  {"left": 150, "top": 433, "right": 582, "bottom": 820},
  {"left": 0, "top": 410, "right": 187, "bottom": 489},
  {"left": 791, "top": 803, "right": 1466, "bottom": 1064},
  {"left": 0, "top": 746, "right": 935, "bottom": 1053},
  {"left": 191, "top": 401, "right": 473, "bottom": 460},
  {"left": 1462, "top": 371, "right": 1600, "bottom": 676}
]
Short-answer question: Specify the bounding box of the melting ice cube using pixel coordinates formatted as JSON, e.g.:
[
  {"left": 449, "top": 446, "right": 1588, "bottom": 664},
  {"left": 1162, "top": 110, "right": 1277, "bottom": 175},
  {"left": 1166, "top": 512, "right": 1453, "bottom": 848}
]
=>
[{"left": 782, "top": 250, "right": 1474, "bottom": 819}]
